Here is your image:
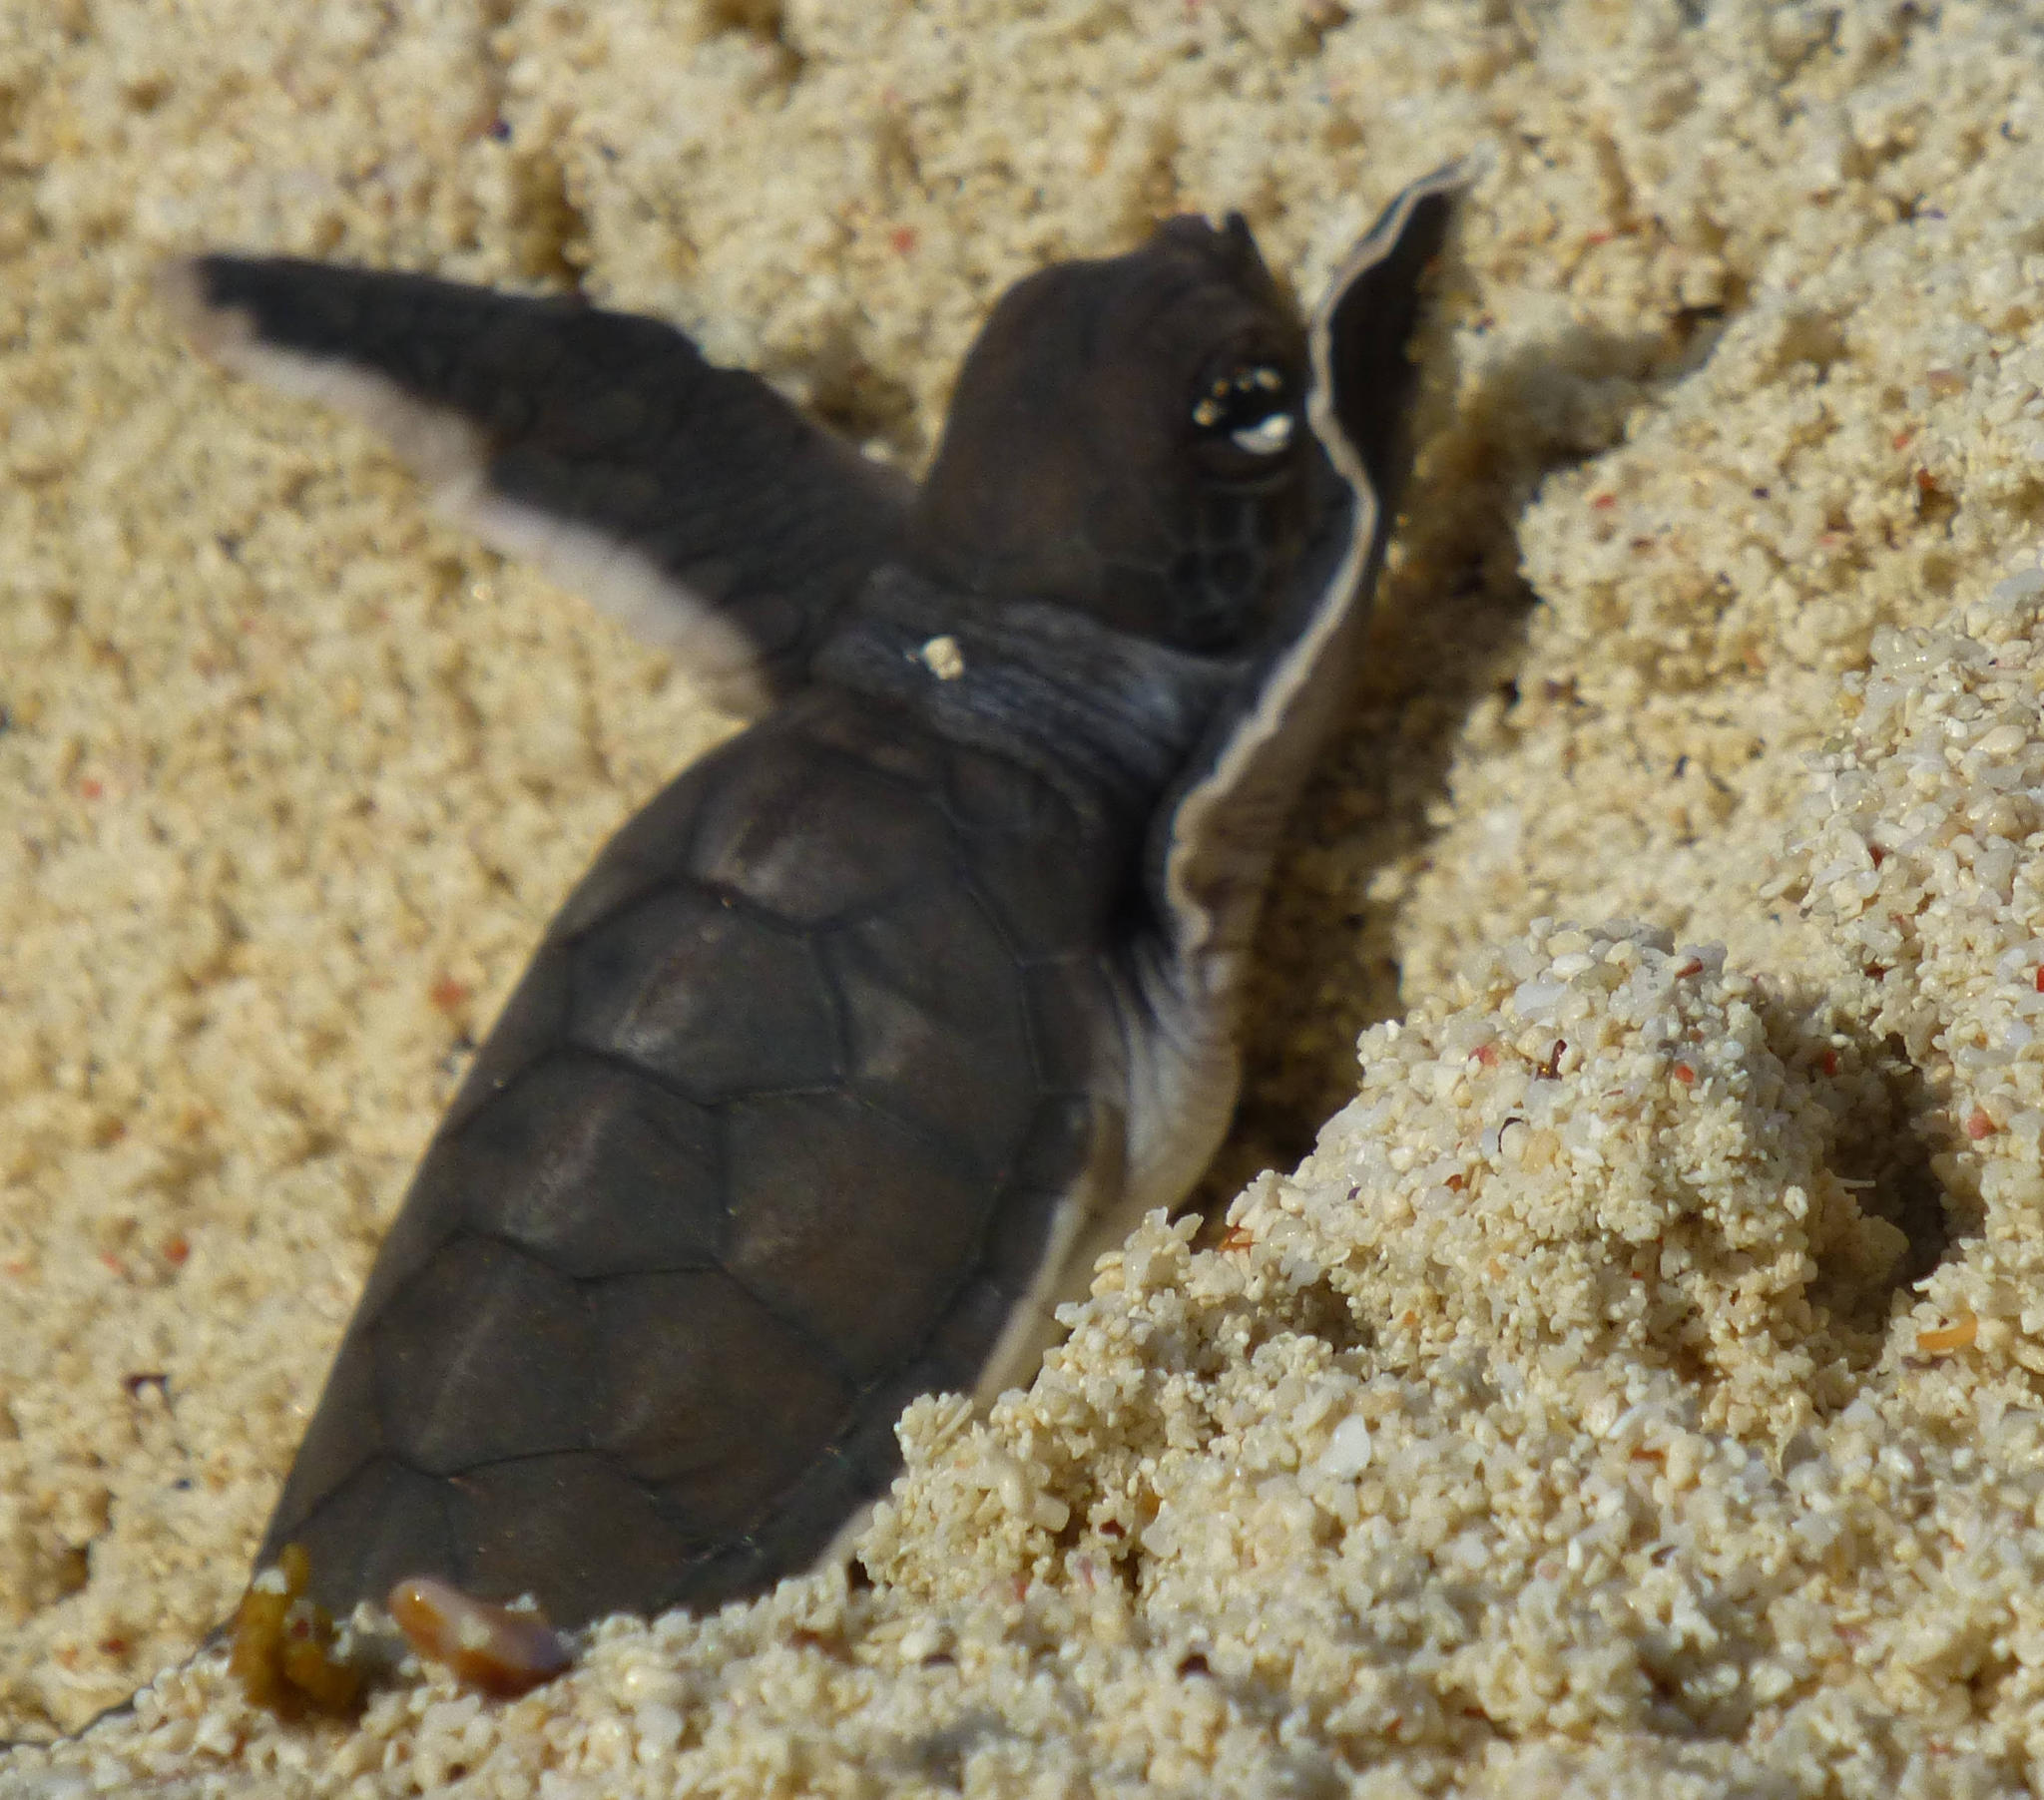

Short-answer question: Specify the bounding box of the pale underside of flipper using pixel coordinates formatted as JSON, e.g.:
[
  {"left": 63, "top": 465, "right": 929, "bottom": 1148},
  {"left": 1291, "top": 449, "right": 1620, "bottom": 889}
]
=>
[{"left": 160, "top": 256, "right": 912, "bottom": 714}]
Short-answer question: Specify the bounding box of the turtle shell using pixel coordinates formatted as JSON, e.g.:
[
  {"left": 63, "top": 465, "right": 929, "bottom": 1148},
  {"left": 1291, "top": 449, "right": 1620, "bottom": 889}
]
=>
[
  {"left": 172, "top": 164, "right": 1464, "bottom": 1627},
  {"left": 258, "top": 681, "right": 1135, "bottom": 1622}
]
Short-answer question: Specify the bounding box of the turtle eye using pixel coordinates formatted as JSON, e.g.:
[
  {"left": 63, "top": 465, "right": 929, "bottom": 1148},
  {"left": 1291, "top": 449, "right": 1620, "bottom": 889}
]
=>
[{"left": 1190, "top": 362, "right": 1296, "bottom": 456}]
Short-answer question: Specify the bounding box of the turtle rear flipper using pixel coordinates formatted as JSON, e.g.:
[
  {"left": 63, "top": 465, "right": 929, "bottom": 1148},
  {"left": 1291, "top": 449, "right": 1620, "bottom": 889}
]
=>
[{"left": 162, "top": 256, "right": 910, "bottom": 710}]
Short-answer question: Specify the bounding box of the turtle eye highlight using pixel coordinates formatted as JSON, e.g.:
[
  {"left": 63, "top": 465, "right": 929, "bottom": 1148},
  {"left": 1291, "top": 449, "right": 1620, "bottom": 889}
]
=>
[
  {"left": 1229, "top": 410, "right": 1293, "bottom": 454},
  {"left": 1190, "top": 362, "right": 1295, "bottom": 457}
]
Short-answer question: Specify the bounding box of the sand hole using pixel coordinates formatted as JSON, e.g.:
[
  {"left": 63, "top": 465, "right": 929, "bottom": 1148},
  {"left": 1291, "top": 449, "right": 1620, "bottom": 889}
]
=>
[{"left": 1805, "top": 1027, "right": 1976, "bottom": 1337}]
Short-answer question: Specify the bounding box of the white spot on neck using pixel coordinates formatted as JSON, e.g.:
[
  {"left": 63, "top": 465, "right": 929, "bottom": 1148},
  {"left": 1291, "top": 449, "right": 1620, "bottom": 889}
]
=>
[{"left": 915, "top": 634, "right": 966, "bottom": 679}]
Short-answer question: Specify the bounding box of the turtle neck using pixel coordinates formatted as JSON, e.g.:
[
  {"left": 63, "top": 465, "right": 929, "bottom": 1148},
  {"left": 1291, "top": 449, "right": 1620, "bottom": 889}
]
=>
[{"left": 812, "top": 564, "right": 1244, "bottom": 821}]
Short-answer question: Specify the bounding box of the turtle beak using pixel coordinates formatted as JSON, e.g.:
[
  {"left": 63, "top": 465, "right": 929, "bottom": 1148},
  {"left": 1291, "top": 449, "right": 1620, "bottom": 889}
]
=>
[
  {"left": 1142, "top": 211, "right": 1273, "bottom": 291},
  {"left": 1217, "top": 212, "right": 1261, "bottom": 277}
]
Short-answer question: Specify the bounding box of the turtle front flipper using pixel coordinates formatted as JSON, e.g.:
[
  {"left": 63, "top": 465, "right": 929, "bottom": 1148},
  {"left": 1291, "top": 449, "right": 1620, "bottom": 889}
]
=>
[
  {"left": 1156, "top": 163, "right": 1468, "bottom": 978},
  {"left": 162, "top": 256, "right": 910, "bottom": 710}
]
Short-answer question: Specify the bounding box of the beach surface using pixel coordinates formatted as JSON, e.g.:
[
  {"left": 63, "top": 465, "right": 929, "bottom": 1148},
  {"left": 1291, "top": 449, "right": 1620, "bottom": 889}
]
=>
[{"left": 4, "top": 0, "right": 2044, "bottom": 1792}]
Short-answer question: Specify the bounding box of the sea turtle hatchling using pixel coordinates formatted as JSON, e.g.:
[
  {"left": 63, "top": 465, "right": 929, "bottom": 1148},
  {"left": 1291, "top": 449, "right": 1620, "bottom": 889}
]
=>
[{"left": 164, "top": 164, "right": 1462, "bottom": 1631}]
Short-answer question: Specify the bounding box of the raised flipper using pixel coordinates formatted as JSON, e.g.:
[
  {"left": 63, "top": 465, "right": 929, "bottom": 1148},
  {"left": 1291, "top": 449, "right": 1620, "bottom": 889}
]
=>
[
  {"left": 162, "top": 257, "right": 912, "bottom": 711},
  {"left": 1155, "top": 162, "right": 1468, "bottom": 978}
]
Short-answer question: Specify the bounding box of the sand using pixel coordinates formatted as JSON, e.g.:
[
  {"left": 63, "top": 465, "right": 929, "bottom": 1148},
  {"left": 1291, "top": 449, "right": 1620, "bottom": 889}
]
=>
[{"left": 3, "top": 0, "right": 2044, "bottom": 1792}]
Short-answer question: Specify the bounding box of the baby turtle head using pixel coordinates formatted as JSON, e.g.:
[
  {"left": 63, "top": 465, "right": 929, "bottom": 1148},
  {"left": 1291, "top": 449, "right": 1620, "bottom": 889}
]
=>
[{"left": 909, "top": 214, "right": 1313, "bottom": 654}]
